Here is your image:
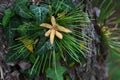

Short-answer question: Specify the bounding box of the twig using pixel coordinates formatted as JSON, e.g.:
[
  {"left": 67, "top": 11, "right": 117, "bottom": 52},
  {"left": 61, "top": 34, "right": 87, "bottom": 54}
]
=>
[{"left": 0, "top": 66, "right": 4, "bottom": 80}]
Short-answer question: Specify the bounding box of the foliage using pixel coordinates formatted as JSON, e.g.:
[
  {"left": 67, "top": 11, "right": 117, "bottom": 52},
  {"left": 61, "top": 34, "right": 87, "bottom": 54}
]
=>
[
  {"left": 2, "top": 9, "right": 14, "bottom": 27},
  {"left": 14, "top": 0, "right": 33, "bottom": 19},
  {"left": 92, "top": 0, "right": 120, "bottom": 80},
  {"left": 30, "top": 4, "right": 50, "bottom": 23},
  {"left": 1, "top": 0, "right": 91, "bottom": 79},
  {"left": 1, "top": 0, "right": 120, "bottom": 79},
  {"left": 93, "top": 0, "right": 120, "bottom": 55},
  {"left": 92, "top": 0, "right": 120, "bottom": 57},
  {"left": 46, "top": 66, "right": 66, "bottom": 80}
]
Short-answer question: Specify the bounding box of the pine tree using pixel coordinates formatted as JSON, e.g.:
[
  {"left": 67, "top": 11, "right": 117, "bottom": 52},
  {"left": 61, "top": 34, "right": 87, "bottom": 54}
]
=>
[{"left": 0, "top": 0, "right": 120, "bottom": 80}]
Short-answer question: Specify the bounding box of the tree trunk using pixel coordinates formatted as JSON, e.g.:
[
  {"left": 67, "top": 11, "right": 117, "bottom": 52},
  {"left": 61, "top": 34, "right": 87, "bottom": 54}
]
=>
[
  {"left": 63, "top": 0, "right": 108, "bottom": 80},
  {"left": 0, "top": 0, "right": 108, "bottom": 80}
]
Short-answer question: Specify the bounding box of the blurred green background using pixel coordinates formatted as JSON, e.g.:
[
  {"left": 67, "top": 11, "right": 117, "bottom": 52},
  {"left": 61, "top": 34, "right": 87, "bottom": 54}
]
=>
[
  {"left": 104, "top": 0, "right": 120, "bottom": 80},
  {"left": 108, "top": 1, "right": 120, "bottom": 80},
  {"left": 107, "top": 51, "right": 120, "bottom": 80}
]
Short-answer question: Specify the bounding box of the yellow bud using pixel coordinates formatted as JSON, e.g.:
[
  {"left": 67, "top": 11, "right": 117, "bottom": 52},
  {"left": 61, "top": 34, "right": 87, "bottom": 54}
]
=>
[
  {"left": 57, "top": 24, "right": 72, "bottom": 33},
  {"left": 40, "top": 23, "right": 52, "bottom": 29},
  {"left": 45, "top": 30, "right": 51, "bottom": 37},
  {"left": 80, "top": 42, "right": 85, "bottom": 50},
  {"left": 50, "top": 29, "right": 55, "bottom": 44},
  {"left": 55, "top": 31, "right": 63, "bottom": 39}
]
